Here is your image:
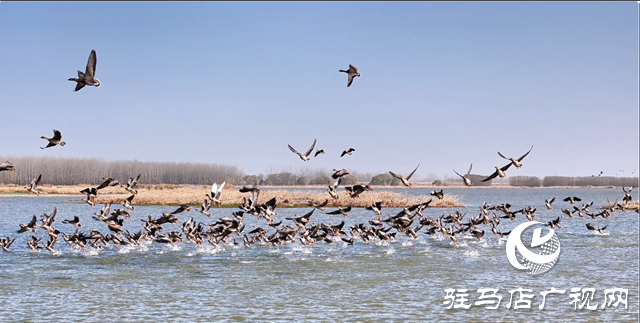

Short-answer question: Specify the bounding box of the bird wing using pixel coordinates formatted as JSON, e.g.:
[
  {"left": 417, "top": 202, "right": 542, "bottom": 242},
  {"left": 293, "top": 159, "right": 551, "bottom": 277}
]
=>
[
  {"left": 211, "top": 183, "right": 218, "bottom": 196},
  {"left": 340, "top": 150, "right": 347, "bottom": 157},
  {"left": 52, "top": 130, "right": 62, "bottom": 141},
  {"left": 318, "top": 199, "right": 328, "bottom": 207},
  {"left": 497, "top": 151, "right": 510, "bottom": 160},
  {"left": 304, "top": 139, "right": 317, "bottom": 157},
  {"left": 86, "top": 50, "right": 97, "bottom": 78},
  {"left": 74, "top": 82, "right": 86, "bottom": 92},
  {"left": 344, "top": 207, "right": 352, "bottom": 212},
  {"left": 499, "top": 163, "right": 512, "bottom": 172},
  {"left": 348, "top": 148, "right": 355, "bottom": 153},
  {"left": 406, "top": 163, "right": 420, "bottom": 180},
  {"left": 96, "top": 178, "right": 112, "bottom": 190},
  {"left": 314, "top": 150, "right": 323, "bottom": 157},
  {"left": 585, "top": 223, "right": 595, "bottom": 230},
  {"left": 516, "top": 146, "right": 534, "bottom": 162},
  {"left": 28, "top": 215, "right": 37, "bottom": 227},
  {"left": 467, "top": 163, "right": 473, "bottom": 175},
  {"left": 453, "top": 169, "right": 464, "bottom": 179},
  {"left": 347, "top": 75, "right": 354, "bottom": 87},
  {"left": 325, "top": 209, "right": 342, "bottom": 215},
  {"left": 349, "top": 64, "right": 357, "bottom": 72},
  {"left": 389, "top": 171, "right": 401, "bottom": 179},
  {"left": 34, "top": 174, "right": 42, "bottom": 186},
  {"left": 549, "top": 197, "right": 555, "bottom": 204},
  {"left": 288, "top": 144, "right": 300, "bottom": 155},
  {"left": 481, "top": 171, "right": 499, "bottom": 182}
]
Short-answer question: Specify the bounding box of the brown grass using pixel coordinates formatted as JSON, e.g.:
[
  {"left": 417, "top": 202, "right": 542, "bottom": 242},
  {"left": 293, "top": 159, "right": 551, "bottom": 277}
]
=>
[
  {"left": 0, "top": 184, "right": 463, "bottom": 208},
  {"left": 599, "top": 200, "right": 639, "bottom": 211}
]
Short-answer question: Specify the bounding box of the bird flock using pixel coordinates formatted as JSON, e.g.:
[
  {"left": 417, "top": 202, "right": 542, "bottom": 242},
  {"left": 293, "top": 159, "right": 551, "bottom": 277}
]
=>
[{"left": 0, "top": 50, "right": 637, "bottom": 256}]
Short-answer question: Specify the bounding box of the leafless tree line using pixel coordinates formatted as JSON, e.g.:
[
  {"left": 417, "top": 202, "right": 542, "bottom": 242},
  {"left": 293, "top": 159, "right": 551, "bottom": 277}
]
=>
[{"left": 0, "top": 156, "right": 244, "bottom": 185}]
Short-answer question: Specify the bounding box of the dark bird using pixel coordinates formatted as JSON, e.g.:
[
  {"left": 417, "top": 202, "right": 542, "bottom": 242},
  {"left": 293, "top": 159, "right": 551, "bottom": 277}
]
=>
[
  {"left": 545, "top": 198, "right": 555, "bottom": 211},
  {"left": 453, "top": 163, "right": 473, "bottom": 187},
  {"left": 586, "top": 223, "right": 608, "bottom": 234},
  {"left": 345, "top": 184, "right": 372, "bottom": 198},
  {"left": 545, "top": 217, "right": 562, "bottom": 230},
  {"left": 17, "top": 215, "right": 38, "bottom": 233},
  {"left": 314, "top": 149, "right": 325, "bottom": 158},
  {"left": 288, "top": 139, "right": 316, "bottom": 162},
  {"left": 25, "top": 174, "right": 42, "bottom": 196},
  {"left": 389, "top": 163, "right": 420, "bottom": 188},
  {"left": 62, "top": 216, "right": 82, "bottom": 227},
  {"left": 430, "top": 189, "right": 444, "bottom": 200},
  {"left": 622, "top": 186, "right": 634, "bottom": 203},
  {"left": 332, "top": 169, "right": 350, "bottom": 179},
  {"left": 326, "top": 206, "right": 351, "bottom": 217},
  {"left": 309, "top": 199, "right": 329, "bottom": 212},
  {"left": 68, "top": 49, "right": 101, "bottom": 91},
  {"left": 0, "top": 161, "right": 15, "bottom": 174},
  {"left": 481, "top": 163, "right": 512, "bottom": 182},
  {"left": 339, "top": 64, "right": 361, "bottom": 87},
  {"left": 171, "top": 204, "right": 192, "bottom": 215},
  {"left": 563, "top": 196, "right": 582, "bottom": 205},
  {"left": 497, "top": 146, "right": 533, "bottom": 169},
  {"left": 340, "top": 148, "right": 356, "bottom": 157},
  {"left": 40, "top": 130, "right": 66, "bottom": 149},
  {"left": 365, "top": 201, "right": 383, "bottom": 217}
]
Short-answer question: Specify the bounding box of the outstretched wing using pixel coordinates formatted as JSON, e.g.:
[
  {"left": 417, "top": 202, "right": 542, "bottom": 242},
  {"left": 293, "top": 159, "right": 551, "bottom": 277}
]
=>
[
  {"left": 516, "top": 146, "right": 534, "bottom": 162},
  {"left": 481, "top": 171, "right": 499, "bottom": 182},
  {"left": 288, "top": 144, "right": 300, "bottom": 155},
  {"left": 406, "top": 163, "right": 420, "bottom": 180},
  {"left": 74, "top": 82, "right": 86, "bottom": 92},
  {"left": 304, "top": 139, "right": 317, "bottom": 157},
  {"left": 52, "top": 130, "right": 62, "bottom": 141},
  {"left": 86, "top": 50, "right": 97, "bottom": 78},
  {"left": 499, "top": 163, "right": 512, "bottom": 172},
  {"left": 467, "top": 163, "right": 473, "bottom": 175},
  {"left": 347, "top": 74, "right": 354, "bottom": 87},
  {"left": 389, "top": 171, "right": 400, "bottom": 179},
  {"left": 497, "top": 151, "right": 510, "bottom": 160},
  {"left": 34, "top": 174, "right": 42, "bottom": 185},
  {"left": 453, "top": 169, "right": 464, "bottom": 179}
]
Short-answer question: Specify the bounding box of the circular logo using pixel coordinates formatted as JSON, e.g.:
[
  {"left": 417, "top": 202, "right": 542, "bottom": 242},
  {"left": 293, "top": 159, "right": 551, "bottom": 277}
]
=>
[{"left": 505, "top": 221, "right": 560, "bottom": 275}]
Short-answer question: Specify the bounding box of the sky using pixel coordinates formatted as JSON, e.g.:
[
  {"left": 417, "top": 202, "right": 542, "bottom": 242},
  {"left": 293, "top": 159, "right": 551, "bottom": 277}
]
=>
[{"left": 0, "top": 2, "right": 638, "bottom": 179}]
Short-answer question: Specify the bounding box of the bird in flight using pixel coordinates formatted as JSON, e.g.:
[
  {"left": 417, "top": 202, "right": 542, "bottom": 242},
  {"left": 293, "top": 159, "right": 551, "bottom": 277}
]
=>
[
  {"left": 481, "top": 163, "right": 512, "bottom": 182},
  {"left": 453, "top": 163, "right": 473, "bottom": 187},
  {"left": 497, "top": 146, "right": 533, "bottom": 169},
  {"left": 340, "top": 148, "right": 355, "bottom": 157},
  {"left": 288, "top": 139, "right": 316, "bottom": 162},
  {"left": 40, "top": 130, "right": 66, "bottom": 149},
  {"left": 68, "top": 49, "right": 101, "bottom": 91},
  {"left": 339, "top": 64, "right": 361, "bottom": 87},
  {"left": 389, "top": 163, "right": 420, "bottom": 188}
]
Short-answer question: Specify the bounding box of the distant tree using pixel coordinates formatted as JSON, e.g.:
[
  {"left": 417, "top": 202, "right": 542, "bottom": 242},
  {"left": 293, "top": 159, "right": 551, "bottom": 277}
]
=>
[
  {"left": 296, "top": 176, "right": 310, "bottom": 186},
  {"left": 509, "top": 176, "right": 541, "bottom": 187},
  {"left": 370, "top": 173, "right": 393, "bottom": 185}
]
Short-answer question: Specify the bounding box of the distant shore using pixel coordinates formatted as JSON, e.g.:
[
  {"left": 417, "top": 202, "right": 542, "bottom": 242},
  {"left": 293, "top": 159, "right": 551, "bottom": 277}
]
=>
[{"left": 0, "top": 184, "right": 464, "bottom": 208}]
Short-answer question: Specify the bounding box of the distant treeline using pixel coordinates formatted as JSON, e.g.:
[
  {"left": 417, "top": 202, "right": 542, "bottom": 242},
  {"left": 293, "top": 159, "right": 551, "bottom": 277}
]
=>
[
  {"left": 1, "top": 156, "right": 637, "bottom": 187},
  {"left": 0, "top": 156, "right": 243, "bottom": 185},
  {"left": 509, "top": 175, "right": 639, "bottom": 187}
]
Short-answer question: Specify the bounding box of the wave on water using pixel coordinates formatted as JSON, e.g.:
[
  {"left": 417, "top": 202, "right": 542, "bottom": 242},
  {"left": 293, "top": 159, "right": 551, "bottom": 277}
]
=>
[
  {"left": 386, "top": 248, "right": 396, "bottom": 255},
  {"left": 594, "top": 231, "right": 610, "bottom": 236},
  {"left": 402, "top": 241, "right": 413, "bottom": 247},
  {"left": 464, "top": 250, "right": 480, "bottom": 257}
]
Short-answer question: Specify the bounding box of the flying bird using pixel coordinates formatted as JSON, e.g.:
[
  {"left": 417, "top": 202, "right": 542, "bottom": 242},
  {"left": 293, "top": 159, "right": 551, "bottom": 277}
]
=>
[
  {"left": 563, "top": 196, "right": 582, "bottom": 205},
  {"left": 68, "top": 49, "right": 101, "bottom": 91},
  {"left": 288, "top": 139, "right": 316, "bottom": 162},
  {"left": 545, "top": 198, "right": 555, "bottom": 211},
  {"left": 340, "top": 148, "right": 355, "bottom": 157},
  {"left": 40, "top": 130, "right": 66, "bottom": 149},
  {"left": 453, "top": 163, "right": 473, "bottom": 187},
  {"left": 497, "top": 146, "right": 533, "bottom": 169},
  {"left": 389, "top": 163, "right": 420, "bottom": 188},
  {"left": 339, "top": 64, "right": 361, "bottom": 87},
  {"left": 314, "top": 149, "right": 325, "bottom": 158},
  {"left": 481, "top": 163, "right": 512, "bottom": 182},
  {"left": 25, "top": 174, "right": 42, "bottom": 196},
  {"left": 0, "top": 161, "right": 15, "bottom": 174},
  {"left": 210, "top": 182, "right": 226, "bottom": 207}
]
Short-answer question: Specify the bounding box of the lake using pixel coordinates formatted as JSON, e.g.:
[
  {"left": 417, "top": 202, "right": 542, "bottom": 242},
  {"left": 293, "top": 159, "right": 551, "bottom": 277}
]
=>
[{"left": 0, "top": 188, "right": 637, "bottom": 322}]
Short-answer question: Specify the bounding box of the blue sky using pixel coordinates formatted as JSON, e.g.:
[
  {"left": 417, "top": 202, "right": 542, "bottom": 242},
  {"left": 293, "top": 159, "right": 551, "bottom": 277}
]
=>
[{"left": 0, "top": 2, "right": 637, "bottom": 178}]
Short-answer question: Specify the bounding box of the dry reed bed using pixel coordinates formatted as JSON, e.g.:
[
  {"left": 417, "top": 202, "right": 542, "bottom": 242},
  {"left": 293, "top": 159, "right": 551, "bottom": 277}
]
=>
[
  {"left": 599, "top": 200, "right": 639, "bottom": 211},
  {"left": 92, "top": 189, "right": 463, "bottom": 208}
]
